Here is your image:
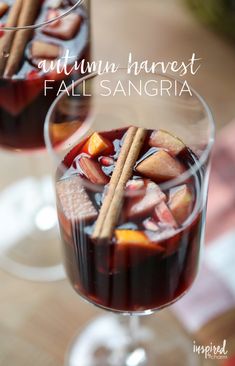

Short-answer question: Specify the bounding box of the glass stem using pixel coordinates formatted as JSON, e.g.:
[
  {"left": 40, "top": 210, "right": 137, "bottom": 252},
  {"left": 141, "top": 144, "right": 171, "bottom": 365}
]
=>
[
  {"left": 129, "top": 315, "right": 140, "bottom": 346},
  {"left": 125, "top": 316, "right": 147, "bottom": 366}
]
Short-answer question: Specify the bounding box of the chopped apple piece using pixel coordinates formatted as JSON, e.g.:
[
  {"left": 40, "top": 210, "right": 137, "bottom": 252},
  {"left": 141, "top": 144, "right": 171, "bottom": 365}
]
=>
[
  {"left": 169, "top": 185, "right": 193, "bottom": 224},
  {"left": 136, "top": 150, "right": 185, "bottom": 182},
  {"left": 46, "top": 9, "right": 61, "bottom": 27},
  {"left": 31, "top": 40, "right": 61, "bottom": 60},
  {"left": 155, "top": 201, "right": 178, "bottom": 228},
  {"left": 56, "top": 175, "right": 98, "bottom": 224},
  {"left": 79, "top": 157, "right": 109, "bottom": 185},
  {"left": 149, "top": 130, "right": 185, "bottom": 156},
  {"left": 81, "top": 132, "right": 113, "bottom": 157},
  {"left": 43, "top": 12, "right": 82, "bottom": 40},
  {"left": 0, "top": 2, "right": 8, "bottom": 17},
  {"left": 143, "top": 218, "right": 159, "bottom": 232},
  {"left": 126, "top": 179, "right": 145, "bottom": 192},
  {"left": 125, "top": 180, "right": 166, "bottom": 219},
  {"left": 100, "top": 156, "right": 114, "bottom": 167}
]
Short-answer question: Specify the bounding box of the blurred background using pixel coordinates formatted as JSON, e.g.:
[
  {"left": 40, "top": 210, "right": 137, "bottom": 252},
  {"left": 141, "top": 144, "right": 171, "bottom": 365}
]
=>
[{"left": 1, "top": 0, "right": 235, "bottom": 365}]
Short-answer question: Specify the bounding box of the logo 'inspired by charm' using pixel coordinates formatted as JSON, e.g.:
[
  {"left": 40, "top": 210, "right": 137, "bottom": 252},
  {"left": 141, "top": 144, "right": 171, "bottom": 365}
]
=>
[{"left": 193, "top": 340, "right": 228, "bottom": 360}]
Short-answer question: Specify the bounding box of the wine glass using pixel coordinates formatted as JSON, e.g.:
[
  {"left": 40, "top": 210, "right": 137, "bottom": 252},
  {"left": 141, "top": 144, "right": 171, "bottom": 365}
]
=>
[
  {"left": 0, "top": 0, "right": 90, "bottom": 281},
  {"left": 44, "top": 69, "right": 215, "bottom": 365}
]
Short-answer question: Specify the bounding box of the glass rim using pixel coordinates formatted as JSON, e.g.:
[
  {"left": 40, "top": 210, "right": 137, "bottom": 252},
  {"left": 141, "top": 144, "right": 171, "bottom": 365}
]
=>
[
  {"left": 3, "top": 0, "right": 84, "bottom": 31},
  {"left": 44, "top": 69, "right": 215, "bottom": 193}
]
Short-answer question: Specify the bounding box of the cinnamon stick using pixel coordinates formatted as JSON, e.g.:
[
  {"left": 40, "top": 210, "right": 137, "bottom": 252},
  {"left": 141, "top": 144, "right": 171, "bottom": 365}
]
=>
[
  {"left": 92, "top": 126, "right": 138, "bottom": 239},
  {"left": 0, "top": 0, "right": 23, "bottom": 76},
  {"left": 92, "top": 127, "right": 147, "bottom": 240},
  {"left": 3, "top": 0, "right": 41, "bottom": 77}
]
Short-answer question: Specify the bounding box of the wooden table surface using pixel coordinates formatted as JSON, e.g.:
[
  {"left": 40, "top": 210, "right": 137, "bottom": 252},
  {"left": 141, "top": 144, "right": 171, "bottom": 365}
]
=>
[{"left": 1, "top": 0, "right": 235, "bottom": 365}]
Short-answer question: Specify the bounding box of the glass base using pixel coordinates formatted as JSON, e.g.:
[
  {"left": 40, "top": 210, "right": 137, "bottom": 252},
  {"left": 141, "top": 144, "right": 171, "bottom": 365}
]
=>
[
  {"left": 66, "top": 314, "right": 202, "bottom": 366},
  {"left": 0, "top": 176, "right": 65, "bottom": 282}
]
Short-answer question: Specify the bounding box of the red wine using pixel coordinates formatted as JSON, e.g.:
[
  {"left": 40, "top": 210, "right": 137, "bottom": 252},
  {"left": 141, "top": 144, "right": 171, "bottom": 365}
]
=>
[
  {"left": 0, "top": 0, "right": 90, "bottom": 150},
  {"left": 56, "top": 127, "right": 204, "bottom": 312}
]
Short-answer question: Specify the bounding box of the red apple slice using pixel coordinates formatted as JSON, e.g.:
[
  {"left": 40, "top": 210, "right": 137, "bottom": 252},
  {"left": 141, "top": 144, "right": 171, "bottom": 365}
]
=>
[
  {"left": 136, "top": 150, "right": 185, "bottom": 182},
  {"left": 155, "top": 201, "right": 178, "bottom": 228},
  {"left": 125, "top": 180, "right": 166, "bottom": 219},
  {"left": 43, "top": 12, "right": 82, "bottom": 40},
  {"left": 31, "top": 40, "right": 61, "bottom": 60},
  {"left": 79, "top": 157, "right": 109, "bottom": 185},
  {"left": 149, "top": 130, "right": 185, "bottom": 156},
  {"left": 169, "top": 185, "right": 193, "bottom": 224},
  {"left": 100, "top": 156, "right": 114, "bottom": 167},
  {"left": 56, "top": 175, "right": 98, "bottom": 238}
]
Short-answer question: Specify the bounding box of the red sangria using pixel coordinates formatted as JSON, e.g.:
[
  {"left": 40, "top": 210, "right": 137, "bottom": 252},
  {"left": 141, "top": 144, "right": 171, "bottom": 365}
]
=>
[
  {"left": 56, "top": 126, "right": 203, "bottom": 312},
  {"left": 0, "top": 0, "right": 90, "bottom": 150}
]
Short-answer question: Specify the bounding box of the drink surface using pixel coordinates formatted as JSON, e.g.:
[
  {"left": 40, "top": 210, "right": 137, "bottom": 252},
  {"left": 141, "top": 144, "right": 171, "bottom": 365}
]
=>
[
  {"left": 0, "top": 0, "right": 89, "bottom": 150},
  {"left": 56, "top": 127, "right": 204, "bottom": 312}
]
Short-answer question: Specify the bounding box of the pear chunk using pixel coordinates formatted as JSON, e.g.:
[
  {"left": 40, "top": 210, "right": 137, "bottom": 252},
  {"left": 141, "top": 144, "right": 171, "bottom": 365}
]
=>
[
  {"left": 125, "top": 180, "right": 166, "bottom": 219},
  {"left": 136, "top": 150, "right": 185, "bottom": 182},
  {"left": 149, "top": 130, "right": 185, "bottom": 156},
  {"left": 56, "top": 176, "right": 98, "bottom": 223},
  {"left": 155, "top": 201, "right": 178, "bottom": 228},
  {"left": 169, "top": 185, "right": 193, "bottom": 224},
  {"left": 31, "top": 40, "right": 61, "bottom": 60}
]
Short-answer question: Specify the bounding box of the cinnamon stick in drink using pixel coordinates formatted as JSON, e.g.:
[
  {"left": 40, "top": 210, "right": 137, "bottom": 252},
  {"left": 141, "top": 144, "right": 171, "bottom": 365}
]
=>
[
  {"left": 92, "top": 126, "right": 138, "bottom": 239},
  {"left": 92, "top": 127, "right": 147, "bottom": 240},
  {"left": 100, "top": 128, "right": 147, "bottom": 239},
  {"left": 0, "top": 0, "right": 23, "bottom": 76},
  {"left": 4, "top": 0, "right": 41, "bottom": 77}
]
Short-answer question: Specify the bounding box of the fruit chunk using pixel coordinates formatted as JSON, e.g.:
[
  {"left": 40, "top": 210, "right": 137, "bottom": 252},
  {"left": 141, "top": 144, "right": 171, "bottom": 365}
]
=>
[
  {"left": 100, "top": 156, "right": 114, "bottom": 166},
  {"left": 149, "top": 130, "right": 185, "bottom": 156},
  {"left": 169, "top": 185, "right": 193, "bottom": 224},
  {"left": 79, "top": 157, "right": 109, "bottom": 185},
  {"left": 109, "top": 230, "right": 164, "bottom": 272},
  {"left": 126, "top": 179, "right": 145, "bottom": 192},
  {"left": 125, "top": 180, "right": 166, "bottom": 219},
  {"left": 43, "top": 12, "right": 82, "bottom": 40},
  {"left": 31, "top": 40, "right": 61, "bottom": 60},
  {"left": 46, "top": 9, "right": 61, "bottom": 26},
  {"left": 56, "top": 175, "right": 98, "bottom": 238},
  {"left": 81, "top": 132, "right": 113, "bottom": 157},
  {"left": 115, "top": 230, "right": 164, "bottom": 253},
  {"left": 143, "top": 218, "right": 159, "bottom": 232},
  {"left": 155, "top": 201, "right": 178, "bottom": 228},
  {"left": 136, "top": 150, "right": 185, "bottom": 182},
  {"left": 116, "top": 230, "right": 149, "bottom": 245},
  {"left": 0, "top": 2, "right": 9, "bottom": 17}
]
